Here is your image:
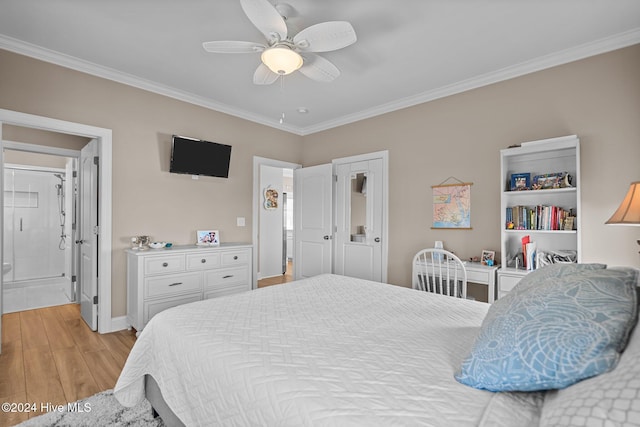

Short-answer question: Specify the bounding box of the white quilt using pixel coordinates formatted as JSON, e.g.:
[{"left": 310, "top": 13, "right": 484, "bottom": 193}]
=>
[{"left": 114, "top": 274, "right": 543, "bottom": 426}]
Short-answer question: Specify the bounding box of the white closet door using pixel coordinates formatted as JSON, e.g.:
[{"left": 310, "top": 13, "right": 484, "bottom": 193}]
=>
[
  {"left": 334, "top": 158, "right": 383, "bottom": 282},
  {"left": 293, "top": 164, "right": 333, "bottom": 280}
]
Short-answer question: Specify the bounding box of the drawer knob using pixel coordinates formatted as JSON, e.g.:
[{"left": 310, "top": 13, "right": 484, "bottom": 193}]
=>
[
  {"left": 223, "top": 275, "right": 234, "bottom": 279},
  {"left": 169, "top": 282, "right": 183, "bottom": 287},
  {"left": 162, "top": 262, "right": 168, "bottom": 267},
  {"left": 201, "top": 259, "right": 206, "bottom": 263},
  {"left": 233, "top": 256, "right": 238, "bottom": 260}
]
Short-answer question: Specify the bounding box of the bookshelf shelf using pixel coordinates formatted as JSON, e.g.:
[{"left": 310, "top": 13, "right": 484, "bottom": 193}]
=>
[
  {"left": 497, "top": 135, "right": 581, "bottom": 299},
  {"left": 504, "top": 229, "right": 577, "bottom": 235}
]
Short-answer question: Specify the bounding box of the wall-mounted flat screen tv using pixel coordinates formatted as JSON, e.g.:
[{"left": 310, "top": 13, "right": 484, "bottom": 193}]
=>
[{"left": 170, "top": 135, "right": 232, "bottom": 178}]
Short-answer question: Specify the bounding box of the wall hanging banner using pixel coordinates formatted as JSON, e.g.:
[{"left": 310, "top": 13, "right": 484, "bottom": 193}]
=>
[{"left": 431, "top": 178, "right": 472, "bottom": 229}]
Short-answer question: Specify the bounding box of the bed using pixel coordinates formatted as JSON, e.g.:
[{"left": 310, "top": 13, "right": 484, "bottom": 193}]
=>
[{"left": 114, "top": 266, "right": 640, "bottom": 426}]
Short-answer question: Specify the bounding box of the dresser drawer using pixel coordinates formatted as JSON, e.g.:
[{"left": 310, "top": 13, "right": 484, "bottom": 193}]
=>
[
  {"left": 186, "top": 252, "right": 221, "bottom": 270},
  {"left": 145, "top": 272, "right": 202, "bottom": 298},
  {"left": 204, "top": 267, "right": 249, "bottom": 290},
  {"left": 144, "top": 293, "right": 202, "bottom": 324},
  {"left": 145, "top": 255, "right": 185, "bottom": 275},
  {"left": 204, "top": 283, "right": 249, "bottom": 300},
  {"left": 499, "top": 274, "right": 522, "bottom": 293},
  {"left": 221, "top": 250, "right": 250, "bottom": 267},
  {"left": 467, "top": 269, "right": 491, "bottom": 284}
]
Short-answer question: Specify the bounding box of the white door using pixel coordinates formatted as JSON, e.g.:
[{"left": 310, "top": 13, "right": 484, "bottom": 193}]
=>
[
  {"left": 79, "top": 139, "right": 99, "bottom": 330},
  {"left": 334, "top": 158, "right": 384, "bottom": 282},
  {"left": 293, "top": 164, "right": 333, "bottom": 279}
]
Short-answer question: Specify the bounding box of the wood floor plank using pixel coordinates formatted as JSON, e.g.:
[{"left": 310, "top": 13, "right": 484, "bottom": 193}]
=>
[
  {"left": 1, "top": 312, "right": 21, "bottom": 345},
  {"left": 0, "top": 341, "right": 25, "bottom": 400},
  {"left": 18, "top": 310, "right": 49, "bottom": 350},
  {"left": 23, "top": 346, "right": 67, "bottom": 416},
  {"left": 39, "top": 307, "right": 76, "bottom": 351},
  {"left": 65, "top": 318, "right": 105, "bottom": 353},
  {"left": 52, "top": 347, "right": 100, "bottom": 402},
  {"left": 81, "top": 349, "right": 121, "bottom": 390},
  {"left": 54, "top": 303, "right": 80, "bottom": 322},
  {"left": 98, "top": 333, "right": 133, "bottom": 369}
]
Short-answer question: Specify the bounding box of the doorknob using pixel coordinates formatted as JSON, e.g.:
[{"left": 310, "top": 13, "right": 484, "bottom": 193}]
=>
[
  {"left": 323, "top": 235, "right": 332, "bottom": 240},
  {"left": 76, "top": 239, "right": 85, "bottom": 244},
  {"left": 374, "top": 237, "right": 381, "bottom": 242}
]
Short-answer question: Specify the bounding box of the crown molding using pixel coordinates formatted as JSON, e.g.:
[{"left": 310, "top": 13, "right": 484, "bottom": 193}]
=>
[
  {"left": 2, "top": 29, "right": 639, "bottom": 137},
  {"left": 300, "top": 29, "right": 640, "bottom": 135},
  {"left": 0, "top": 35, "right": 305, "bottom": 135}
]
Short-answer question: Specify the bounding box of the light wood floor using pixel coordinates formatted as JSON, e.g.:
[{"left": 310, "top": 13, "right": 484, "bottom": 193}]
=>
[
  {"left": 0, "top": 304, "right": 136, "bottom": 427},
  {"left": 257, "top": 261, "right": 294, "bottom": 288}
]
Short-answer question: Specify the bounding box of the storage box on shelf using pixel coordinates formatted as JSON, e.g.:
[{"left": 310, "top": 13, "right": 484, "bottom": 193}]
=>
[
  {"left": 126, "top": 243, "right": 252, "bottom": 334},
  {"left": 498, "top": 135, "right": 581, "bottom": 299}
]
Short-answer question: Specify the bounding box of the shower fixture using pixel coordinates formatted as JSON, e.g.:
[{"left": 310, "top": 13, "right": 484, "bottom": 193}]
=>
[{"left": 54, "top": 172, "right": 67, "bottom": 250}]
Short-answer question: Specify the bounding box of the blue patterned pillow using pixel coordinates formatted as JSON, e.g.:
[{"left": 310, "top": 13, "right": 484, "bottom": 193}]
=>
[
  {"left": 513, "top": 263, "right": 606, "bottom": 294},
  {"left": 454, "top": 266, "right": 638, "bottom": 392}
]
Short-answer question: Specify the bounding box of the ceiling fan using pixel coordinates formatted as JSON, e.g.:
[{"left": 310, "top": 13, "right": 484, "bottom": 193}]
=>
[{"left": 202, "top": 0, "right": 357, "bottom": 85}]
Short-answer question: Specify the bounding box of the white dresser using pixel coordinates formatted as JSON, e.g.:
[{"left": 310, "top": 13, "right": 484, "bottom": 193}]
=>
[{"left": 126, "top": 243, "right": 252, "bottom": 333}]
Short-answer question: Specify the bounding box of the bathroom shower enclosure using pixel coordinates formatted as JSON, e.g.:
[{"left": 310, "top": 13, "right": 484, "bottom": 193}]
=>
[{"left": 3, "top": 165, "right": 75, "bottom": 304}]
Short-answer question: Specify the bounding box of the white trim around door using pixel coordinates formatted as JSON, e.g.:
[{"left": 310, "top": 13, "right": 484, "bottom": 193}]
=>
[{"left": 0, "top": 109, "right": 113, "bottom": 336}]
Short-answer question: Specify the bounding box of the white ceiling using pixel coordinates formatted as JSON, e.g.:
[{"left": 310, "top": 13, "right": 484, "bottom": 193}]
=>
[{"left": 1, "top": 0, "right": 639, "bottom": 135}]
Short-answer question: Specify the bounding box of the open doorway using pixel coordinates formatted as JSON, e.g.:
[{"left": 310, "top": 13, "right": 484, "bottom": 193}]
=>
[
  {"left": 0, "top": 109, "right": 113, "bottom": 351},
  {"left": 252, "top": 157, "right": 301, "bottom": 289},
  {"left": 3, "top": 149, "right": 79, "bottom": 313},
  {"left": 257, "top": 166, "right": 295, "bottom": 288}
]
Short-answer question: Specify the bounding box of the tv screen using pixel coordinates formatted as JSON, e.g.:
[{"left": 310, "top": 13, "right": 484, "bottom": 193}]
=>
[{"left": 170, "top": 135, "right": 232, "bottom": 178}]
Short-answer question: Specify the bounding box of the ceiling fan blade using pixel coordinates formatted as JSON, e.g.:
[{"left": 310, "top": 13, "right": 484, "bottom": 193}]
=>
[
  {"left": 240, "top": 0, "right": 287, "bottom": 41},
  {"left": 298, "top": 54, "right": 340, "bottom": 82},
  {"left": 253, "top": 63, "right": 279, "bottom": 85},
  {"left": 293, "top": 21, "right": 357, "bottom": 52},
  {"left": 202, "top": 40, "right": 266, "bottom": 54}
]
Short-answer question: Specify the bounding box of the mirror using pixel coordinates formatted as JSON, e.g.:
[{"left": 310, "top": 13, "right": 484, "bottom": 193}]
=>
[{"left": 350, "top": 172, "right": 367, "bottom": 243}]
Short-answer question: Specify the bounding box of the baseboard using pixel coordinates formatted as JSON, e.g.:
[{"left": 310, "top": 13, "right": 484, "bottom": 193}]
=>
[{"left": 110, "top": 315, "right": 129, "bottom": 332}]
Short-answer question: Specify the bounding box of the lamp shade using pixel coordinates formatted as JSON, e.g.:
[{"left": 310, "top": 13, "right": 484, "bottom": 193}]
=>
[
  {"left": 606, "top": 181, "right": 640, "bottom": 225},
  {"left": 261, "top": 47, "right": 303, "bottom": 75}
]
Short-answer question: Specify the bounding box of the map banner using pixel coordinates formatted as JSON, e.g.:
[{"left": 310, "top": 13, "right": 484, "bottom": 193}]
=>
[{"left": 431, "top": 182, "right": 472, "bottom": 229}]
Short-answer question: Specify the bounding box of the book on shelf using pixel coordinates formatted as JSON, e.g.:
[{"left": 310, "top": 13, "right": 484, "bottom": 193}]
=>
[{"left": 505, "top": 205, "right": 575, "bottom": 231}]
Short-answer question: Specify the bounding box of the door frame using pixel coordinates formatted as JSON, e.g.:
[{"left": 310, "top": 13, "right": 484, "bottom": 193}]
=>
[
  {"left": 332, "top": 150, "right": 389, "bottom": 283},
  {"left": 252, "top": 156, "right": 301, "bottom": 289},
  {"left": 0, "top": 109, "right": 113, "bottom": 341}
]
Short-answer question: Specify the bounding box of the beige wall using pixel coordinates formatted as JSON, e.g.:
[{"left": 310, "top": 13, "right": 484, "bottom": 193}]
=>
[
  {"left": 1, "top": 44, "right": 639, "bottom": 317},
  {"left": 303, "top": 44, "right": 640, "bottom": 286},
  {"left": 0, "top": 49, "right": 303, "bottom": 317}
]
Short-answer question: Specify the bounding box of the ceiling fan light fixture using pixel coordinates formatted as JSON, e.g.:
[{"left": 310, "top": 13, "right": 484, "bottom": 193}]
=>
[{"left": 261, "top": 46, "right": 303, "bottom": 75}]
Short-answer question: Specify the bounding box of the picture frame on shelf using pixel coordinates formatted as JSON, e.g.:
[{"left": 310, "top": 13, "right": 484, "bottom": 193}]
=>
[
  {"left": 563, "top": 217, "right": 575, "bottom": 231},
  {"left": 196, "top": 230, "right": 220, "bottom": 246},
  {"left": 481, "top": 250, "right": 495, "bottom": 266},
  {"left": 532, "top": 172, "right": 572, "bottom": 190},
  {"left": 510, "top": 173, "right": 530, "bottom": 191}
]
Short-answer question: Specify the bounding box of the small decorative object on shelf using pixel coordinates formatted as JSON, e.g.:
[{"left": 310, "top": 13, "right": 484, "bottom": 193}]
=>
[
  {"left": 510, "top": 173, "right": 531, "bottom": 191},
  {"left": 531, "top": 172, "right": 572, "bottom": 190},
  {"left": 131, "top": 235, "right": 151, "bottom": 250},
  {"left": 563, "top": 216, "right": 575, "bottom": 230},
  {"left": 197, "top": 230, "right": 220, "bottom": 246}
]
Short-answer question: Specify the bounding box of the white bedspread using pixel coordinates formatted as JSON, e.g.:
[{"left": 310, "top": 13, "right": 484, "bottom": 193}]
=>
[{"left": 114, "top": 274, "right": 543, "bottom": 426}]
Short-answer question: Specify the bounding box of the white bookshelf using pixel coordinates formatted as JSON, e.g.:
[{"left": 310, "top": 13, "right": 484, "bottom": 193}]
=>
[{"left": 497, "top": 135, "right": 581, "bottom": 298}]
